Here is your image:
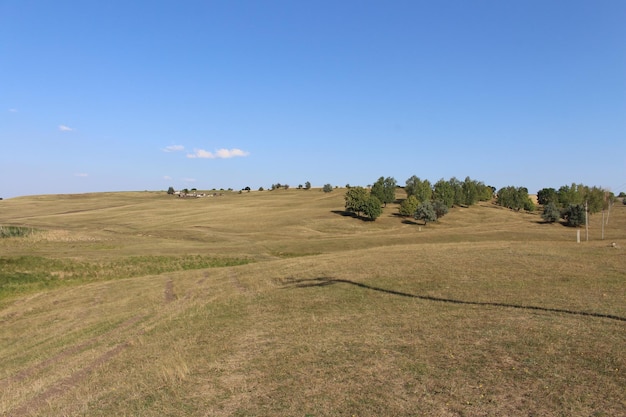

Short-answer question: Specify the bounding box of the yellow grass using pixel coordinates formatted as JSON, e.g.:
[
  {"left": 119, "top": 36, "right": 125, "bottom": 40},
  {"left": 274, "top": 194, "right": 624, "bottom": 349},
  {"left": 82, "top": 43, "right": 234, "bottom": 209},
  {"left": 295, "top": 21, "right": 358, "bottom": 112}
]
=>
[{"left": 0, "top": 189, "right": 624, "bottom": 416}]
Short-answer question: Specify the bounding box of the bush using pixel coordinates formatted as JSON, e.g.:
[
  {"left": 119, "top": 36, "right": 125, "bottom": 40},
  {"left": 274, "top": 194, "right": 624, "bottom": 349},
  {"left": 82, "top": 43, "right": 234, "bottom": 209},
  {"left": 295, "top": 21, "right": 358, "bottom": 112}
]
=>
[
  {"left": 323, "top": 184, "right": 333, "bottom": 193},
  {"left": 415, "top": 201, "right": 437, "bottom": 225},
  {"left": 398, "top": 195, "right": 419, "bottom": 217},
  {"left": 432, "top": 200, "right": 449, "bottom": 219},
  {"left": 541, "top": 202, "right": 560, "bottom": 223},
  {"left": 562, "top": 204, "right": 586, "bottom": 227}
]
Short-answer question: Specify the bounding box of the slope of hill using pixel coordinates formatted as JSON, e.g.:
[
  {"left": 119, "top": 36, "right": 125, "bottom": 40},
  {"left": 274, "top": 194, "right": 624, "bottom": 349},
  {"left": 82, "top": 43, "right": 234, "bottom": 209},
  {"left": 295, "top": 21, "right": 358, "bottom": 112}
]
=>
[{"left": 1, "top": 190, "right": 624, "bottom": 416}]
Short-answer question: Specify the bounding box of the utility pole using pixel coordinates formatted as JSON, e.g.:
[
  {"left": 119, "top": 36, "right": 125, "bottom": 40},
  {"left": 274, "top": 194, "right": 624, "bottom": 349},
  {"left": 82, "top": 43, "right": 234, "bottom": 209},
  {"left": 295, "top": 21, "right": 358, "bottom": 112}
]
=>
[{"left": 585, "top": 200, "right": 589, "bottom": 242}]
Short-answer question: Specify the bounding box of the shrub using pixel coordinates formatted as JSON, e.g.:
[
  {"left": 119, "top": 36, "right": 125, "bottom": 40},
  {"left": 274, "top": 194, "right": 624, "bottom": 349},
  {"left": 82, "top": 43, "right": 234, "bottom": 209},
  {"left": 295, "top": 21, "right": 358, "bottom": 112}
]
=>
[
  {"left": 562, "top": 204, "right": 586, "bottom": 227},
  {"left": 399, "top": 195, "right": 419, "bottom": 217},
  {"left": 432, "top": 200, "right": 449, "bottom": 219},
  {"left": 541, "top": 202, "right": 560, "bottom": 223},
  {"left": 415, "top": 201, "right": 437, "bottom": 225}
]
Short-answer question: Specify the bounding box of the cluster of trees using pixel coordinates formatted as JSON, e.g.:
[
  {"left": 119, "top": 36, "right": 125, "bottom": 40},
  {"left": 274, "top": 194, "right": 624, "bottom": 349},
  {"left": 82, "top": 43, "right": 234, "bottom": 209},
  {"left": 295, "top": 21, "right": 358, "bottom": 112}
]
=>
[
  {"left": 400, "top": 176, "right": 492, "bottom": 224},
  {"left": 344, "top": 184, "right": 384, "bottom": 220},
  {"left": 344, "top": 176, "right": 493, "bottom": 223},
  {"left": 404, "top": 176, "right": 494, "bottom": 208},
  {"left": 536, "top": 183, "right": 614, "bottom": 227},
  {"left": 496, "top": 186, "right": 535, "bottom": 211}
]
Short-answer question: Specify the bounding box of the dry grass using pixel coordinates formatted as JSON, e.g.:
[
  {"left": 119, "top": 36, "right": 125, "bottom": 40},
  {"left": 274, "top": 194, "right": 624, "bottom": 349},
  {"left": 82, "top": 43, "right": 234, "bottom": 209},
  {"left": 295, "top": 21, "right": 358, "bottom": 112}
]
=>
[{"left": 0, "top": 189, "right": 624, "bottom": 416}]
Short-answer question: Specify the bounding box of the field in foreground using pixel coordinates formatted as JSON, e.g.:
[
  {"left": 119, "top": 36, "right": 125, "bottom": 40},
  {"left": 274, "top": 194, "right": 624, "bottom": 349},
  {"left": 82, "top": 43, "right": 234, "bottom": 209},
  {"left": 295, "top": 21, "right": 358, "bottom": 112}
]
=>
[{"left": 1, "top": 190, "right": 624, "bottom": 416}]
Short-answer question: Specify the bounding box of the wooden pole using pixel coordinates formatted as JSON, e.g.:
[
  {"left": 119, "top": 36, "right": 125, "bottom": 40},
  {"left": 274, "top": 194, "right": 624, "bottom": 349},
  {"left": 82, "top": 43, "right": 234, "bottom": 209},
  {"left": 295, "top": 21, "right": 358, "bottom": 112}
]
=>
[{"left": 585, "top": 200, "right": 589, "bottom": 242}]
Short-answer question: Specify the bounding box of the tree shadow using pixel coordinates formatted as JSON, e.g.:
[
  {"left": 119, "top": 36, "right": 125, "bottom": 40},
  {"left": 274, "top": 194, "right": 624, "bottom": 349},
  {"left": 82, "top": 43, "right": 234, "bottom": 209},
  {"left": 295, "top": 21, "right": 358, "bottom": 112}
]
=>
[
  {"left": 281, "top": 277, "right": 626, "bottom": 322},
  {"left": 331, "top": 210, "right": 357, "bottom": 218},
  {"left": 330, "top": 210, "right": 373, "bottom": 222}
]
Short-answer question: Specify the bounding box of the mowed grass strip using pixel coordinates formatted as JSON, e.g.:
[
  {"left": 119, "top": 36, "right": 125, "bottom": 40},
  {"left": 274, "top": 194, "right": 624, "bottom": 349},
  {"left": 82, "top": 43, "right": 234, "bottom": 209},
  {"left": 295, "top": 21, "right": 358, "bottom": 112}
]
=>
[{"left": 0, "top": 190, "right": 624, "bottom": 416}]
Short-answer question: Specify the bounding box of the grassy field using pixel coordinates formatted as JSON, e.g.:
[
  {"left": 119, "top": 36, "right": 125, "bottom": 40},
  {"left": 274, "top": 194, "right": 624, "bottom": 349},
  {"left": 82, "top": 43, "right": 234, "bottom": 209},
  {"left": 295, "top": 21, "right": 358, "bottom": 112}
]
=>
[{"left": 0, "top": 189, "right": 624, "bottom": 416}]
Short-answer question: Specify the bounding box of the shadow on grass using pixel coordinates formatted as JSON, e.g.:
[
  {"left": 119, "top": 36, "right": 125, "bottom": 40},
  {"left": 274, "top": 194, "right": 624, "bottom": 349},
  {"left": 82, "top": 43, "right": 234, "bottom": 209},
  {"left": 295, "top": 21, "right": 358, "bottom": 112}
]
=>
[
  {"left": 331, "top": 210, "right": 357, "bottom": 218},
  {"left": 330, "top": 210, "right": 374, "bottom": 222},
  {"left": 283, "top": 277, "right": 626, "bottom": 323}
]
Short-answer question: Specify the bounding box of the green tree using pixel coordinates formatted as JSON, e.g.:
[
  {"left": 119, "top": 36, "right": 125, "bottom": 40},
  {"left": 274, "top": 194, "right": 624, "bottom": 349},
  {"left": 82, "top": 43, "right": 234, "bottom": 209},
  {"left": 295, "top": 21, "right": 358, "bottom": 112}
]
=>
[
  {"left": 541, "top": 202, "right": 560, "bottom": 223},
  {"left": 167, "top": 186, "right": 175, "bottom": 195},
  {"left": 371, "top": 176, "right": 397, "bottom": 207},
  {"left": 562, "top": 204, "right": 586, "bottom": 227},
  {"left": 323, "top": 184, "right": 333, "bottom": 193},
  {"left": 305, "top": 181, "right": 311, "bottom": 190},
  {"left": 432, "top": 200, "right": 449, "bottom": 219},
  {"left": 580, "top": 185, "right": 609, "bottom": 214},
  {"left": 415, "top": 201, "right": 437, "bottom": 225},
  {"left": 405, "top": 176, "right": 432, "bottom": 202},
  {"left": 344, "top": 186, "right": 368, "bottom": 215},
  {"left": 462, "top": 176, "right": 478, "bottom": 206},
  {"left": 362, "top": 195, "right": 383, "bottom": 221},
  {"left": 558, "top": 183, "right": 583, "bottom": 207},
  {"left": 476, "top": 183, "right": 495, "bottom": 201},
  {"left": 496, "top": 186, "right": 530, "bottom": 211},
  {"left": 433, "top": 178, "right": 455, "bottom": 208},
  {"left": 399, "top": 195, "right": 419, "bottom": 217},
  {"left": 523, "top": 196, "right": 536, "bottom": 212},
  {"left": 449, "top": 177, "right": 464, "bottom": 207},
  {"left": 537, "top": 188, "right": 558, "bottom": 205}
]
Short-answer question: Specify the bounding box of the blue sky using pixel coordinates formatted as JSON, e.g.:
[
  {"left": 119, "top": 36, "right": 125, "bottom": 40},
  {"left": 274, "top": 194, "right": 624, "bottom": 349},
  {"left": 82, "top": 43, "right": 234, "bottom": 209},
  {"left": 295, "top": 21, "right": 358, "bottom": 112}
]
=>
[{"left": 1, "top": 0, "right": 625, "bottom": 198}]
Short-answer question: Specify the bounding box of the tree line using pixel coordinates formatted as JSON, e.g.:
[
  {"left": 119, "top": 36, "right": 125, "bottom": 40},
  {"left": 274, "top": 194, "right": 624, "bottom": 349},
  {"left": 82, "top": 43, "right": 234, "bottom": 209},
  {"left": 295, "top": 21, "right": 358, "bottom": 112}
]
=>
[
  {"left": 344, "top": 176, "right": 494, "bottom": 223},
  {"left": 534, "top": 184, "right": 615, "bottom": 227},
  {"left": 342, "top": 176, "right": 614, "bottom": 228}
]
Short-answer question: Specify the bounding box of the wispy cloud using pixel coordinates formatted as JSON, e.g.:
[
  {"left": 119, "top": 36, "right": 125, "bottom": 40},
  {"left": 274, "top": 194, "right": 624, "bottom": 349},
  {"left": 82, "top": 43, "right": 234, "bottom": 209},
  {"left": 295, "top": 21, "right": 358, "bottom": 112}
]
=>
[
  {"left": 163, "top": 175, "right": 172, "bottom": 180},
  {"left": 183, "top": 178, "right": 196, "bottom": 183},
  {"left": 59, "top": 125, "right": 74, "bottom": 132},
  {"left": 8, "top": 108, "right": 17, "bottom": 113},
  {"left": 187, "top": 148, "right": 250, "bottom": 159},
  {"left": 74, "top": 173, "right": 89, "bottom": 177},
  {"left": 162, "top": 145, "right": 185, "bottom": 152}
]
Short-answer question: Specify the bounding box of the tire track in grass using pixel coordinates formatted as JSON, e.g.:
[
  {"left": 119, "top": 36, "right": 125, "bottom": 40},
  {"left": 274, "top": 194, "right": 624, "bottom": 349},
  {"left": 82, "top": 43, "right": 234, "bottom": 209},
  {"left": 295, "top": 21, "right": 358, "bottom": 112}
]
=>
[
  {"left": 10, "top": 342, "right": 130, "bottom": 416},
  {"left": 3, "top": 315, "right": 145, "bottom": 416},
  {"left": 164, "top": 277, "right": 177, "bottom": 303},
  {"left": 0, "top": 315, "right": 143, "bottom": 389},
  {"left": 229, "top": 272, "right": 248, "bottom": 294}
]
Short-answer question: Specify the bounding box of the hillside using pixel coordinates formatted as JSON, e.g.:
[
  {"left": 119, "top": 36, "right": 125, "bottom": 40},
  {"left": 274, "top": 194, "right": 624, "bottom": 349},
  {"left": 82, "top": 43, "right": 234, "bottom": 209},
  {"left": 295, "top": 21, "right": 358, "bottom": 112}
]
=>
[{"left": 1, "top": 190, "right": 625, "bottom": 416}]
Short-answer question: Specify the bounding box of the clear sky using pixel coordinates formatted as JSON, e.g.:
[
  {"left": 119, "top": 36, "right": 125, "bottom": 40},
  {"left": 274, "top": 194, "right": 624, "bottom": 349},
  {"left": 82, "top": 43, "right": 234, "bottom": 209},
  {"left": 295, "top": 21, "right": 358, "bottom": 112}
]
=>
[{"left": 1, "top": 0, "right": 625, "bottom": 198}]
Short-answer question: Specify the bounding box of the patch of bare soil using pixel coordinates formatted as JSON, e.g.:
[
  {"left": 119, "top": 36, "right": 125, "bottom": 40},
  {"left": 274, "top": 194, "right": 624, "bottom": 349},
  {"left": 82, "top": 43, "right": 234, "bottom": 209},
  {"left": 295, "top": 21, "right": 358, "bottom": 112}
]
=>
[{"left": 164, "top": 278, "right": 177, "bottom": 303}]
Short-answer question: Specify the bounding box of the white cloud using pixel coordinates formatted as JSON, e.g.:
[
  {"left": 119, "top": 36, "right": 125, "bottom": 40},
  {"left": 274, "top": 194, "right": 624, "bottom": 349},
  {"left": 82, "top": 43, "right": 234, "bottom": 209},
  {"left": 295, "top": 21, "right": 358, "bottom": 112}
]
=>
[
  {"left": 187, "top": 148, "right": 250, "bottom": 159},
  {"left": 74, "top": 173, "right": 89, "bottom": 177},
  {"left": 8, "top": 108, "right": 17, "bottom": 113},
  {"left": 162, "top": 145, "right": 185, "bottom": 152},
  {"left": 183, "top": 178, "right": 196, "bottom": 182},
  {"left": 163, "top": 175, "right": 172, "bottom": 180},
  {"left": 59, "top": 125, "right": 74, "bottom": 132}
]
